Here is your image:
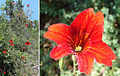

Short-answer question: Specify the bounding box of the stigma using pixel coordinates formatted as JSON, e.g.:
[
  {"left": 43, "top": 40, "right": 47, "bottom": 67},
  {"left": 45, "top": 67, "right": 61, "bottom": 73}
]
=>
[{"left": 75, "top": 46, "right": 82, "bottom": 52}]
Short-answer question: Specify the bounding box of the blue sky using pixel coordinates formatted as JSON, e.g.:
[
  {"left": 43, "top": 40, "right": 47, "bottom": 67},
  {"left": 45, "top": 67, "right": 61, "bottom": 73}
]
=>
[{"left": 0, "top": 0, "right": 39, "bottom": 21}]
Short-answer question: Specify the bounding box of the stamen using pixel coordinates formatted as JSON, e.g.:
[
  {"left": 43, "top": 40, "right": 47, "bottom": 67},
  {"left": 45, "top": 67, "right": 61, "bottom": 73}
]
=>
[{"left": 75, "top": 46, "right": 82, "bottom": 51}]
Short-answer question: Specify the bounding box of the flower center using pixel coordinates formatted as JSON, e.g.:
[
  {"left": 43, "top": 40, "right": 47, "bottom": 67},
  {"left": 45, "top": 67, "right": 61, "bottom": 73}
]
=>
[{"left": 75, "top": 46, "right": 82, "bottom": 52}]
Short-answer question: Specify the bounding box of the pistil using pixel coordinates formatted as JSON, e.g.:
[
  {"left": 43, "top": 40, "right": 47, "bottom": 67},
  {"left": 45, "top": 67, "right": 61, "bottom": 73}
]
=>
[{"left": 75, "top": 46, "right": 82, "bottom": 52}]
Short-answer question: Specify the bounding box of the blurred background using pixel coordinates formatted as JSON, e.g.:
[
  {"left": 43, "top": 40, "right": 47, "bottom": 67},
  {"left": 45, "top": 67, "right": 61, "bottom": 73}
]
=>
[
  {"left": 0, "top": 0, "right": 39, "bottom": 75},
  {"left": 40, "top": 0, "right": 120, "bottom": 76}
]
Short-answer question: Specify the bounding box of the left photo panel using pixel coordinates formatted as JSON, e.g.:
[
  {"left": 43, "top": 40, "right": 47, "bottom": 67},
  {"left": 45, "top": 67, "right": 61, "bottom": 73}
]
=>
[{"left": 0, "top": 0, "right": 39, "bottom": 75}]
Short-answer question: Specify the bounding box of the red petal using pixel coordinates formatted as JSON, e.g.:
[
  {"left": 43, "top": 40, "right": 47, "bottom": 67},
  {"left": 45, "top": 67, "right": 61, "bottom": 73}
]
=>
[
  {"left": 4, "top": 71, "right": 6, "bottom": 74},
  {"left": 27, "top": 4, "right": 29, "bottom": 7},
  {"left": 44, "top": 23, "right": 74, "bottom": 45},
  {"left": 70, "top": 8, "right": 104, "bottom": 46},
  {"left": 75, "top": 52, "right": 94, "bottom": 75},
  {"left": 25, "top": 24, "right": 28, "bottom": 26},
  {"left": 2, "top": 50, "right": 6, "bottom": 53},
  {"left": 9, "top": 39, "right": 13, "bottom": 42},
  {"left": 70, "top": 8, "right": 94, "bottom": 46},
  {"left": 10, "top": 42, "right": 14, "bottom": 46},
  {"left": 81, "top": 11, "right": 104, "bottom": 46},
  {"left": 85, "top": 41, "right": 116, "bottom": 66},
  {"left": 70, "top": 8, "right": 94, "bottom": 32},
  {"left": 48, "top": 23, "right": 71, "bottom": 35},
  {"left": 50, "top": 43, "right": 73, "bottom": 60},
  {"left": 88, "top": 12, "right": 104, "bottom": 43},
  {"left": 25, "top": 41, "right": 31, "bottom": 45},
  {"left": 22, "top": 57, "right": 26, "bottom": 59}
]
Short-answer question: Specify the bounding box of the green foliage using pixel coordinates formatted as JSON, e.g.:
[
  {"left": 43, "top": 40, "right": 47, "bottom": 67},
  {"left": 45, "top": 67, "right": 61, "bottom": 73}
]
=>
[
  {"left": 41, "top": 0, "right": 120, "bottom": 76},
  {"left": 0, "top": 0, "right": 38, "bottom": 75}
]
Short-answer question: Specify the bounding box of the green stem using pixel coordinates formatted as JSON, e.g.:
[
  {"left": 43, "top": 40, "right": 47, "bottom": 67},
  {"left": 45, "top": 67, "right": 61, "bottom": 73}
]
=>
[
  {"left": 59, "top": 58, "right": 70, "bottom": 74},
  {"left": 72, "top": 55, "right": 76, "bottom": 76},
  {"left": 59, "top": 67, "right": 70, "bottom": 74}
]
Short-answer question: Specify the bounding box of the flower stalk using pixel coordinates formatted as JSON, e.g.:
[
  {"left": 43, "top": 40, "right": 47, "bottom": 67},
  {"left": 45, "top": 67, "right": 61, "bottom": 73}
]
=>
[
  {"left": 59, "top": 58, "right": 70, "bottom": 74},
  {"left": 72, "top": 55, "right": 76, "bottom": 75}
]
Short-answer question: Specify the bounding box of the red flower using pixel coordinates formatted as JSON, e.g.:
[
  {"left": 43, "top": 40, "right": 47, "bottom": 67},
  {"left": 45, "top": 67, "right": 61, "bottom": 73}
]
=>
[
  {"left": 25, "top": 24, "right": 28, "bottom": 26},
  {"left": 43, "top": 8, "right": 116, "bottom": 75},
  {"left": 22, "top": 56, "right": 26, "bottom": 59},
  {"left": 2, "top": 49, "right": 6, "bottom": 53},
  {"left": 0, "top": 69, "right": 2, "bottom": 71},
  {"left": 9, "top": 39, "right": 13, "bottom": 42},
  {"left": 31, "top": 21, "right": 33, "bottom": 23},
  {"left": 4, "top": 71, "right": 6, "bottom": 74},
  {"left": 25, "top": 41, "right": 31, "bottom": 45},
  {"left": 10, "top": 42, "right": 14, "bottom": 46},
  {"left": 27, "top": 4, "right": 29, "bottom": 7},
  {"left": 9, "top": 39, "right": 14, "bottom": 46}
]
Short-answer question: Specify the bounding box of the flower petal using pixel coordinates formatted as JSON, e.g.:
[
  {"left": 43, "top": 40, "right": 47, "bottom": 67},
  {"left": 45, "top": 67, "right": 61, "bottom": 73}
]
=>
[
  {"left": 70, "top": 8, "right": 94, "bottom": 33},
  {"left": 50, "top": 43, "right": 73, "bottom": 60},
  {"left": 75, "top": 52, "right": 94, "bottom": 75},
  {"left": 44, "top": 23, "right": 74, "bottom": 45},
  {"left": 70, "top": 8, "right": 94, "bottom": 46},
  {"left": 88, "top": 12, "right": 104, "bottom": 42},
  {"left": 81, "top": 11, "right": 104, "bottom": 46},
  {"left": 48, "top": 23, "right": 71, "bottom": 36},
  {"left": 85, "top": 41, "right": 116, "bottom": 66}
]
